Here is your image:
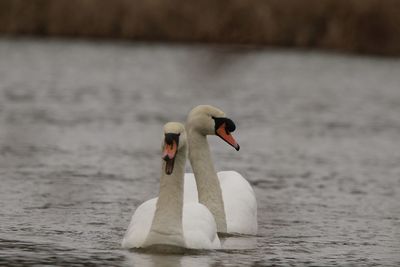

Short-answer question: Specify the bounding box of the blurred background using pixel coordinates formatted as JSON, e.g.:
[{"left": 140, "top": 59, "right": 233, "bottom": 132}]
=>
[
  {"left": 1, "top": 0, "right": 400, "bottom": 55},
  {"left": 1, "top": 1, "right": 400, "bottom": 267}
]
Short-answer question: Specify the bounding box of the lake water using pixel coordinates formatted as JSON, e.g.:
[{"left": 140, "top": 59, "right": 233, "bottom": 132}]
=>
[{"left": 0, "top": 39, "right": 399, "bottom": 266}]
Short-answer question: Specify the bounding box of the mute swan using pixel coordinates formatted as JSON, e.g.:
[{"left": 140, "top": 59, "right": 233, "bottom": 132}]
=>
[
  {"left": 184, "top": 105, "right": 258, "bottom": 235},
  {"left": 121, "top": 122, "right": 220, "bottom": 250}
]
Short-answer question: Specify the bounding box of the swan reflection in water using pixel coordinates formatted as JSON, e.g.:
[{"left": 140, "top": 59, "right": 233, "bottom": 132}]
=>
[
  {"left": 124, "top": 252, "right": 212, "bottom": 267},
  {"left": 122, "top": 236, "right": 258, "bottom": 267}
]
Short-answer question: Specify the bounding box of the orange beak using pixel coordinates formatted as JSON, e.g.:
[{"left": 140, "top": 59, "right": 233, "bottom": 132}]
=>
[
  {"left": 216, "top": 123, "right": 240, "bottom": 151},
  {"left": 162, "top": 140, "right": 178, "bottom": 175}
]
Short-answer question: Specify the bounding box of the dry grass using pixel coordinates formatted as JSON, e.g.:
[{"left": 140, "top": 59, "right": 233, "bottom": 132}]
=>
[{"left": 1, "top": 0, "right": 400, "bottom": 55}]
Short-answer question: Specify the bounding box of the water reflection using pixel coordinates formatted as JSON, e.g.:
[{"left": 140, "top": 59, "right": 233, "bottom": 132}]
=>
[
  {"left": 122, "top": 236, "right": 258, "bottom": 267},
  {"left": 220, "top": 235, "right": 258, "bottom": 250},
  {"left": 124, "top": 252, "right": 213, "bottom": 267}
]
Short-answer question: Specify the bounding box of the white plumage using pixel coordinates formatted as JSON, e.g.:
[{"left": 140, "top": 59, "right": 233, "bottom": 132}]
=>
[
  {"left": 121, "top": 198, "right": 220, "bottom": 249},
  {"left": 121, "top": 122, "right": 220, "bottom": 250},
  {"left": 185, "top": 105, "right": 258, "bottom": 235},
  {"left": 184, "top": 171, "right": 257, "bottom": 235}
]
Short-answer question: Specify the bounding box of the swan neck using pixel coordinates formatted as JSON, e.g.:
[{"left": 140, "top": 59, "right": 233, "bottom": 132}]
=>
[
  {"left": 187, "top": 129, "right": 227, "bottom": 232},
  {"left": 145, "top": 145, "right": 187, "bottom": 247}
]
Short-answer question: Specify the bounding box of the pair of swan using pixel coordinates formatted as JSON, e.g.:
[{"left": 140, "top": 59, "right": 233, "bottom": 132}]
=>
[{"left": 121, "top": 105, "right": 257, "bottom": 250}]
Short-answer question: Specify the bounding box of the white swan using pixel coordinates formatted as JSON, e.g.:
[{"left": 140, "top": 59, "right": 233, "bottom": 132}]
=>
[
  {"left": 184, "top": 105, "right": 258, "bottom": 235},
  {"left": 121, "top": 122, "right": 220, "bottom": 250}
]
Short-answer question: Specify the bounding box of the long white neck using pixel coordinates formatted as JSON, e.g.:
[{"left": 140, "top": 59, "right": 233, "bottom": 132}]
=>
[
  {"left": 144, "top": 144, "right": 187, "bottom": 247},
  {"left": 187, "top": 129, "right": 227, "bottom": 233}
]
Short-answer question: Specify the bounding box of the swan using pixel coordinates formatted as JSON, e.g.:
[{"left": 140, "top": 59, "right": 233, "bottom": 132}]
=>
[
  {"left": 184, "top": 105, "right": 258, "bottom": 235},
  {"left": 121, "top": 122, "right": 220, "bottom": 250}
]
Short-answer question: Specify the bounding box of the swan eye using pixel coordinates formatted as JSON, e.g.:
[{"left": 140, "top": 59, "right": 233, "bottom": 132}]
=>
[
  {"left": 213, "top": 117, "right": 236, "bottom": 133},
  {"left": 164, "top": 133, "right": 180, "bottom": 145},
  {"left": 213, "top": 117, "right": 240, "bottom": 151}
]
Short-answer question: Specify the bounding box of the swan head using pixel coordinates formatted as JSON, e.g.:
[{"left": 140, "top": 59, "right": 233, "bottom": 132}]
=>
[
  {"left": 162, "top": 122, "right": 186, "bottom": 175},
  {"left": 187, "top": 105, "right": 240, "bottom": 151}
]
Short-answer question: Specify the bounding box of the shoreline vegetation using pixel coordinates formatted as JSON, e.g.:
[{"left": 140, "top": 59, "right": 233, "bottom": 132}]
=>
[{"left": 1, "top": 0, "right": 399, "bottom": 55}]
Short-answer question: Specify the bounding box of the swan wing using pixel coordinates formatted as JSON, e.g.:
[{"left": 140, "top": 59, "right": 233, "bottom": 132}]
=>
[
  {"left": 121, "top": 198, "right": 157, "bottom": 248},
  {"left": 218, "top": 171, "right": 258, "bottom": 235},
  {"left": 182, "top": 202, "right": 221, "bottom": 249}
]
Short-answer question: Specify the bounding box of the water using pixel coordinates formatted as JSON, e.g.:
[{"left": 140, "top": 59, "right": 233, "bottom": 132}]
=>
[{"left": 0, "top": 39, "right": 399, "bottom": 266}]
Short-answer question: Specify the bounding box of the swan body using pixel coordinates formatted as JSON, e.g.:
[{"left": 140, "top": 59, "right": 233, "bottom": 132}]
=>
[
  {"left": 121, "top": 198, "right": 220, "bottom": 249},
  {"left": 185, "top": 105, "right": 258, "bottom": 235},
  {"left": 184, "top": 172, "right": 257, "bottom": 234},
  {"left": 121, "top": 122, "right": 220, "bottom": 250}
]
